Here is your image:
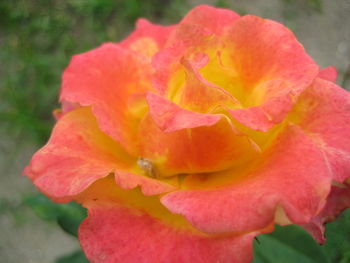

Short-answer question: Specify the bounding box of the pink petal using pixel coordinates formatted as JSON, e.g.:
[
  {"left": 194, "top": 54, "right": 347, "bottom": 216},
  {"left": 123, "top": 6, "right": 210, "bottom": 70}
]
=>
[
  {"left": 120, "top": 18, "right": 175, "bottom": 50},
  {"left": 78, "top": 178, "right": 260, "bottom": 263},
  {"left": 23, "top": 108, "right": 175, "bottom": 199},
  {"left": 146, "top": 92, "right": 222, "bottom": 132},
  {"left": 161, "top": 125, "right": 332, "bottom": 234},
  {"left": 139, "top": 113, "right": 258, "bottom": 177},
  {"left": 301, "top": 185, "right": 350, "bottom": 243},
  {"left": 292, "top": 78, "right": 350, "bottom": 182},
  {"left": 114, "top": 170, "right": 176, "bottom": 196},
  {"left": 225, "top": 15, "right": 318, "bottom": 131},
  {"left": 318, "top": 66, "right": 338, "bottom": 82},
  {"left": 228, "top": 90, "right": 293, "bottom": 131},
  {"left": 178, "top": 4, "right": 240, "bottom": 36},
  {"left": 60, "top": 43, "right": 151, "bottom": 155}
]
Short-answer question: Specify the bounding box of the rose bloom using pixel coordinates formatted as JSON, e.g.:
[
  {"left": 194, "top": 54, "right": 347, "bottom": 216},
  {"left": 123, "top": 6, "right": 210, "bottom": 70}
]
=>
[{"left": 24, "top": 5, "right": 350, "bottom": 263}]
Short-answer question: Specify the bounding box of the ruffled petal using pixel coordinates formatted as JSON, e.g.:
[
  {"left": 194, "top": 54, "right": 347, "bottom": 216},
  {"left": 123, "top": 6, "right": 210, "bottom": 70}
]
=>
[
  {"left": 60, "top": 43, "right": 152, "bottom": 155},
  {"left": 228, "top": 91, "right": 293, "bottom": 131},
  {"left": 151, "top": 24, "right": 217, "bottom": 97},
  {"left": 139, "top": 113, "right": 258, "bottom": 177},
  {"left": 178, "top": 54, "right": 241, "bottom": 112},
  {"left": 301, "top": 185, "right": 350, "bottom": 243},
  {"left": 24, "top": 107, "right": 175, "bottom": 199},
  {"left": 153, "top": 44, "right": 242, "bottom": 114},
  {"left": 291, "top": 78, "right": 350, "bottom": 182},
  {"left": 114, "top": 170, "right": 177, "bottom": 196},
  {"left": 146, "top": 92, "right": 222, "bottom": 132},
  {"left": 225, "top": 15, "right": 318, "bottom": 98},
  {"left": 161, "top": 125, "right": 332, "bottom": 234},
  {"left": 152, "top": 8, "right": 241, "bottom": 112},
  {"left": 24, "top": 107, "right": 130, "bottom": 198},
  {"left": 78, "top": 178, "right": 259, "bottom": 263},
  {"left": 224, "top": 15, "right": 318, "bottom": 131}
]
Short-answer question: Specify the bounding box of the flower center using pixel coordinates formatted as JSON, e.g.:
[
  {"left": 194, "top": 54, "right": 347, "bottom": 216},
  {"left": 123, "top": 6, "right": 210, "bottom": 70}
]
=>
[{"left": 137, "top": 157, "right": 159, "bottom": 178}]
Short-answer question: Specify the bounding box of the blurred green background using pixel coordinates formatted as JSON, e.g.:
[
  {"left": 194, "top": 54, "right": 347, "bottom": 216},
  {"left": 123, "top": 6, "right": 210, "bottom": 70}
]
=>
[{"left": 0, "top": 0, "right": 349, "bottom": 262}]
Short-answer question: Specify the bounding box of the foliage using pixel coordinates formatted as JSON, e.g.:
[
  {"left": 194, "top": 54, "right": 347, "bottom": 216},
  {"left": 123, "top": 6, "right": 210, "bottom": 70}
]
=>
[
  {"left": 0, "top": 0, "right": 188, "bottom": 145},
  {"left": 23, "top": 193, "right": 86, "bottom": 236},
  {"left": 55, "top": 250, "right": 89, "bottom": 263},
  {"left": 253, "top": 210, "right": 350, "bottom": 263}
]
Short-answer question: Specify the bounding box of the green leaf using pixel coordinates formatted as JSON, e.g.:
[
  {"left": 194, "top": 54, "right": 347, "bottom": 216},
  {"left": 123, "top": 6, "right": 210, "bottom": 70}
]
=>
[
  {"left": 253, "top": 225, "right": 329, "bottom": 263},
  {"left": 323, "top": 209, "right": 350, "bottom": 262},
  {"left": 56, "top": 201, "right": 87, "bottom": 236},
  {"left": 23, "top": 193, "right": 86, "bottom": 236},
  {"left": 55, "top": 250, "right": 89, "bottom": 263},
  {"left": 23, "top": 193, "right": 61, "bottom": 221}
]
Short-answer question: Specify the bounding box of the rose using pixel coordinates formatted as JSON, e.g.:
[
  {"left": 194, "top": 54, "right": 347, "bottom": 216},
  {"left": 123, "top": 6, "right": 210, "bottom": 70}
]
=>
[{"left": 24, "top": 5, "right": 350, "bottom": 263}]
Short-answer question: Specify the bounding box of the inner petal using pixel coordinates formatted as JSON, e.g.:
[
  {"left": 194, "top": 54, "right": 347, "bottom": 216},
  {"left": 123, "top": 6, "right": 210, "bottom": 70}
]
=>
[{"left": 138, "top": 114, "right": 259, "bottom": 178}]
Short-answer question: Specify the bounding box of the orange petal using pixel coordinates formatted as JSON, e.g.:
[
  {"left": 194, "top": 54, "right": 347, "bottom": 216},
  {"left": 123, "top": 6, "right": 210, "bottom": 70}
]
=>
[
  {"left": 60, "top": 43, "right": 151, "bottom": 155},
  {"left": 24, "top": 107, "right": 130, "bottom": 198},
  {"left": 146, "top": 92, "right": 222, "bottom": 132},
  {"left": 154, "top": 36, "right": 241, "bottom": 114},
  {"left": 114, "top": 170, "right": 177, "bottom": 196},
  {"left": 23, "top": 107, "right": 175, "bottom": 199},
  {"left": 224, "top": 15, "right": 318, "bottom": 130},
  {"left": 228, "top": 90, "right": 293, "bottom": 131},
  {"left": 152, "top": 11, "right": 227, "bottom": 98},
  {"left": 77, "top": 177, "right": 260, "bottom": 263},
  {"left": 225, "top": 15, "right": 318, "bottom": 97},
  {"left": 178, "top": 55, "right": 240, "bottom": 112},
  {"left": 152, "top": 24, "right": 215, "bottom": 97},
  {"left": 161, "top": 125, "right": 332, "bottom": 234},
  {"left": 139, "top": 111, "right": 258, "bottom": 177}
]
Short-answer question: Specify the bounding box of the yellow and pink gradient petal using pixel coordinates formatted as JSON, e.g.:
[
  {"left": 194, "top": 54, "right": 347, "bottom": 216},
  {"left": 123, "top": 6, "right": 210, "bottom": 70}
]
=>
[{"left": 23, "top": 4, "right": 350, "bottom": 263}]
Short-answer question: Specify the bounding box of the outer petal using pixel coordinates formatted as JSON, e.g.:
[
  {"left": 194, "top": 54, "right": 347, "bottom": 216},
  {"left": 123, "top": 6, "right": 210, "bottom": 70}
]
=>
[
  {"left": 225, "top": 15, "right": 318, "bottom": 131},
  {"left": 24, "top": 107, "right": 175, "bottom": 199},
  {"left": 301, "top": 185, "right": 350, "bottom": 243},
  {"left": 60, "top": 43, "right": 151, "bottom": 155},
  {"left": 318, "top": 66, "right": 337, "bottom": 82},
  {"left": 161, "top": 125, "right": 332, "bottom": 234},
  {"left": 225, "top": 15, "right": 318, "bottom": 97},
  {"left": 177, "top": 4, "right": 240, "bottom": 36},
  {"left": 78, "top": 178, "right": 259, "bottom": 263},
  {"left": 120, "top": 18, "right": 175, "bottom": 57},
  {"left": 291, "top": 78, "right": 350, "bottom": 182},
  {"left": 163, "top": 5, "right": 240, "bottom": 54}
]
